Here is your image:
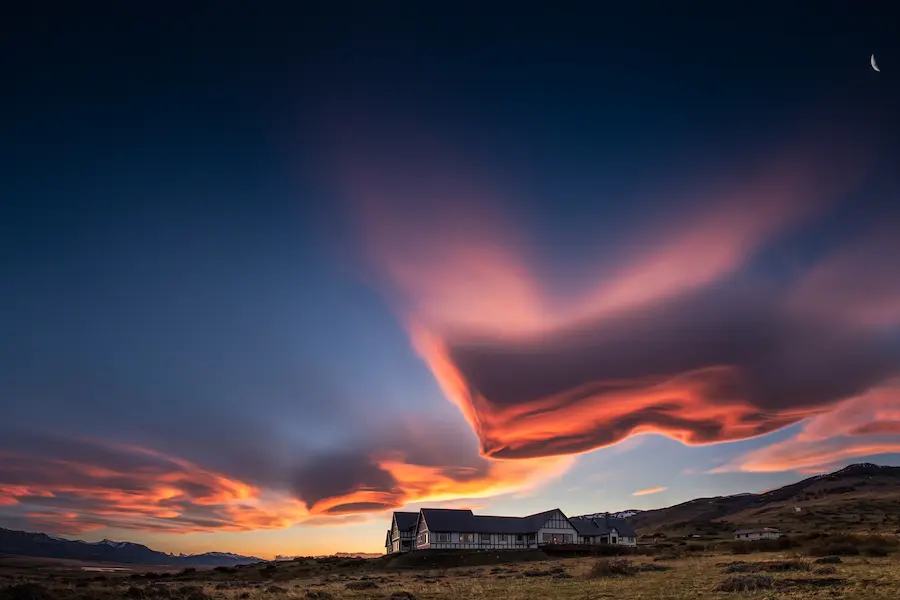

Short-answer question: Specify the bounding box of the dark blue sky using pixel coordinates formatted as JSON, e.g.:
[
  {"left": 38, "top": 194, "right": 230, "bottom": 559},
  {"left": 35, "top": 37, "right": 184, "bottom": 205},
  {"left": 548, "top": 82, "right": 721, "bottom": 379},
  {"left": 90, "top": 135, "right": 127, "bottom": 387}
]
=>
[{"left": 1, "top": 4, "right": 899, "bottom": 556}]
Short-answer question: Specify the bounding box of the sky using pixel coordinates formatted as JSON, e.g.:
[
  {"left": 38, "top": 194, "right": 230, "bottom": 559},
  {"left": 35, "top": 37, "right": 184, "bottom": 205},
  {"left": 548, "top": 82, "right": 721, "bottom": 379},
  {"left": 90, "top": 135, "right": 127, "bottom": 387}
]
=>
[{"left": 1, "top": 5, "right": 899, "bottom": 559}]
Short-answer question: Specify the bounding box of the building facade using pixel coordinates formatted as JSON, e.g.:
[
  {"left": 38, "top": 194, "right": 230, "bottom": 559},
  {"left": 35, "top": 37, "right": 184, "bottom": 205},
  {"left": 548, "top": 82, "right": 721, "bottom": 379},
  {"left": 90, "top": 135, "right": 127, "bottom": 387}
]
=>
[
  {"left": 570, "top": 514, "right": 638, "bottom": 546},
  {"left": 389, "top": 511, "right": 418, "bottom": 553},
  {"left": 733, "top": 527, "right": 782, "bottom": 541},
  {"left": 384, "top": 507, "right": 637, "bottom": 553}
]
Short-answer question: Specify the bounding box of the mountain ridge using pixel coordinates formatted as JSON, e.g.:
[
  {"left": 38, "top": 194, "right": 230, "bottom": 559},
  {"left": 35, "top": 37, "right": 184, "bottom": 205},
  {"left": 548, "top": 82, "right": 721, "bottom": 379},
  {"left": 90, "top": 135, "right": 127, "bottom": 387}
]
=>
[
  {"left": 0, "top": 528, "right": 261, "bottom": 566},
  {"left": 624, "top": 462, "right": 900, "bottom": 536}
]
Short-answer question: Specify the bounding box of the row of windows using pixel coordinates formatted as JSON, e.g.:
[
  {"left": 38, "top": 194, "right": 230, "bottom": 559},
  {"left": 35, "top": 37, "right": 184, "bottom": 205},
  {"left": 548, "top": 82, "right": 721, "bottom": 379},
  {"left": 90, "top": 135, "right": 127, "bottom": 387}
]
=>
[
  {"left": 416, "top": 532, "right": 537, "bottom": 545},
  {"left": 542, "top": 533, "right": 574, "bottom": 544}
]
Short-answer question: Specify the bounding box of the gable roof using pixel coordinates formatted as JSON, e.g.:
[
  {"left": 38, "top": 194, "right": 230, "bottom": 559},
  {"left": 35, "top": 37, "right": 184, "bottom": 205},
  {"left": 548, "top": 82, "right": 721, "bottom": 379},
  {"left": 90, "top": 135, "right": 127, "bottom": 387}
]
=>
[
  {"left": 418, "top": 507, "right": 572, "bottom": 534},
  {"left": 393, "top": 511, "right": 419, "bottom": 532},
  {"left": 419, "top": 508, "right": 475, "bottom": 532},
  {"left": 571, "top": 515, "right": 637, "bottom": 538},
  {"left": 384, "top": 529, "right": 391, "bottom": 545}
]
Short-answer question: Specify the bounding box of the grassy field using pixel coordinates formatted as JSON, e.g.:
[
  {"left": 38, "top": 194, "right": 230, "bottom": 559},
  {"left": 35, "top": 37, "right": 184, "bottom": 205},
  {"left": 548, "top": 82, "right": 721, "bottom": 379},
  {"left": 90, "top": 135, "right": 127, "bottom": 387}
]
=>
[{"left": 2, "top": 539, "right": 900, "bottom": 600}]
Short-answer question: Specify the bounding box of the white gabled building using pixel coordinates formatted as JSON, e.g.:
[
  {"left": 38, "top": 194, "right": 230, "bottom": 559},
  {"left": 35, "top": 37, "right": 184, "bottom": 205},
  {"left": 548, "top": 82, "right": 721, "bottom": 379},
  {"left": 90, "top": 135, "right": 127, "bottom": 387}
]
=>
[
  {"left": 383, "top": 507, "right": 641, "bottom": 552},
  {"left": 386, "top": 511, "right": 418, "bottom": 554},
  {"left": 412, "top": 508, "right": 579, "bottom": 550},
  {"left": 734, "top": 527, "right": 782, "bottom": 541}
]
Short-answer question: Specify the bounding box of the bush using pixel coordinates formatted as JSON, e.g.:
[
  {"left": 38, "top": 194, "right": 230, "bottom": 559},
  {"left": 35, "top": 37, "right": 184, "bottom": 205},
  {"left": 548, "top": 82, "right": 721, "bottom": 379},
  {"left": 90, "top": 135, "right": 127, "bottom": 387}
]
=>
[
  {"left": 305, "top": 592, "right": 334, "bottom": 600},
  {"left": 0, "top": 583, "right": 56, "bottom": 600},
  {"left": 762, "top": 560, "right": 809, "bottom": 572},
  {"left": 345, "top": 581, "right": 378, "bottom": 590},
  {"left": 808, "top": 544, "right": 859, "bottom": 557},
  {"left": 212, "top": 566, "right": 235, "bottom": 574},
  {"left": 813, "top": 566, "right": 838, "bottom": 575},
  {"left": 586, "top": 559, "right": 635, "bottom": 578},
  {"left": 714, "top": 575, "right": 774, "bottom": 592}
]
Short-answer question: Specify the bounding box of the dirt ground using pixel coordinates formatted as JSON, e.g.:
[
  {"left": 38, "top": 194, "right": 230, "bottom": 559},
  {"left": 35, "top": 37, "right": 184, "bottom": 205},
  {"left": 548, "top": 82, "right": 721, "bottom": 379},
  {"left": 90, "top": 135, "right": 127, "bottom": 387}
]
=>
[{"left": 1, "top": 549, "right": 899, "bottom": 600}]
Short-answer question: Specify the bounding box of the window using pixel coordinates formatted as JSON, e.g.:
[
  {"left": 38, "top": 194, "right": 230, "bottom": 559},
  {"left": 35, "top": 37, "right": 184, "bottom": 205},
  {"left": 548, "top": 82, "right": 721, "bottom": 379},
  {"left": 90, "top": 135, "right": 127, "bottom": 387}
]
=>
[
  {"left": 499, "top": 534, "right": 507, "bottom": 542},
  {"left": 481, "top": 534, "right": 490, "bottom": 542},
  {"left": 516, "top": 535, "right": 524, "bottom": 543},
  {"left": 466, "top": 533, "right": 475, "bottom": 542},
  {"left": 611, "top": 537, "right": 617, "bottom": 544},
  {"left": 437, "top": 533, "right": 449, "bottom": 542},
  {"left": 542, "top": 533, "right": 553, "bottom": 543}
]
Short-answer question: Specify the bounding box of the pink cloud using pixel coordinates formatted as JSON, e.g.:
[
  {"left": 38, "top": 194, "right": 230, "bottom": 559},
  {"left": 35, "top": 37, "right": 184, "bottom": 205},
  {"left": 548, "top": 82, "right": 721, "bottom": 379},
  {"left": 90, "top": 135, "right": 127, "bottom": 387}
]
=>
[
  {"left": 787, "top": 230, "right": 900, "bottom": 328},
  {"left": 330, "top": 125, "right": 887, "bottom": 466},
  {"left": 632, "top": 486, "right": 667, "bottom": 496},
  {"left": 719, "top": 379, "right": 900, "bottom": 473}
]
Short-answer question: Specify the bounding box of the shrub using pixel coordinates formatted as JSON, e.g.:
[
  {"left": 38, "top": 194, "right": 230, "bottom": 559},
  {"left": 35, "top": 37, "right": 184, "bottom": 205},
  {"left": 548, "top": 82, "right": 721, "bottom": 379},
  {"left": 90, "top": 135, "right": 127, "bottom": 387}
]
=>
[
  {"left": 762, "top": 560, "right": 809, "bottom": 572},
  {"left": 0, "top": 583, "right": 56, "bottom": 600},
  {"left": 714, "top": 575, "right": 774, "bottom": 592},
  {"left": 808, "top": 544, "right": 859, "bottom": 557},
  {"left": 586, "top": 559, "right": 634, "bottom": 578},
  {"left": 390, "top": 593, "right": 418, "bottom": 600},
  {"left": 815, "top": 555, "right": 842, "bottom": 564},
  {"left": 637, "top": 563, "right": 672, "bottom": 572},
  {"left": 305, "top": 592, "right": 334, "bottom": 600},
  {"left": 345, "top": 581, "right": 378, "bottom": 590},
  {"left": 212, "top": 566, "right": 235, "bottom": 574},
  {"left": 178, "top": 568, "right": 196, "bottom": 577},
  {"left": 813, "top": 566, "right": 838, "bottom": 575},
  {"left": 177, "top": 586, "right": 210, "bottom": 600}
]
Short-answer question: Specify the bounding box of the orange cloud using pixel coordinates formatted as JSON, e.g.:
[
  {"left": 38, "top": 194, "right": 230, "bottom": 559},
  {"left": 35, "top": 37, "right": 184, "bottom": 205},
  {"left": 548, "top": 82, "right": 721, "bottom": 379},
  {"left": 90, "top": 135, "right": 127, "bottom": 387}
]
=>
[
  {"left": 720, "top": 380, "right": 900, "bottom": 473},
  {"left": 632, "top": 486, "right": 667, "bottom": 496},
  {"left": 0, "top": 438, "right": 308, "bottom": 534},
  {"left": 2, "top": 429, "right": 577, "bottom": 534}
]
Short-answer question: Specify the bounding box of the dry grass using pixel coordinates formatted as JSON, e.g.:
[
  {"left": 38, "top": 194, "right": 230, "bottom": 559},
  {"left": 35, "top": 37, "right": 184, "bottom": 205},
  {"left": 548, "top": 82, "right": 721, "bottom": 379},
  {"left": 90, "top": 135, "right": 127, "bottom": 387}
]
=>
[{"left": 1, "top": 550, "right": 899, "bottom": 600}]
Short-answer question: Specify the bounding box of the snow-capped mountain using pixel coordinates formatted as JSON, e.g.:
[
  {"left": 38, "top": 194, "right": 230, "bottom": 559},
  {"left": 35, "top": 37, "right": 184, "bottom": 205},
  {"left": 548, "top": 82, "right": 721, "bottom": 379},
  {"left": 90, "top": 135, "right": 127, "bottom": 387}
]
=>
[{"left": 575, "top": 510, "right": 642, "bottom": 520}]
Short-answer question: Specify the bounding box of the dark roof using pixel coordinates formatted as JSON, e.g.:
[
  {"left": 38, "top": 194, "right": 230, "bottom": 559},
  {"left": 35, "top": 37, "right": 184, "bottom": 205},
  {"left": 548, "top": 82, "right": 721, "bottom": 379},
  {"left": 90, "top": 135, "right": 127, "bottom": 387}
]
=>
[
  {"left": 419, "top": 507, "right": 571, "bottom": 534},
  {"left": 570, "top": 518, "right": 603, "bottom": 536},
  {"left": 571, "top": 515, "right": 637, "bottom": 538},
  {"left": 393, "top": 511, "right": 418, "bottom": 532}
]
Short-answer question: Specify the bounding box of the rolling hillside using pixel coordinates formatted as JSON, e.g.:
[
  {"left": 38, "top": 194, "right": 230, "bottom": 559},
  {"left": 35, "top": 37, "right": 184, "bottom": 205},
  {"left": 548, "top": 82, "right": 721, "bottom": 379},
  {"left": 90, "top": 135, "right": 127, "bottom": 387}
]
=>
[{"left": 628, "top": 463, "right": 900, "bottom": 538}]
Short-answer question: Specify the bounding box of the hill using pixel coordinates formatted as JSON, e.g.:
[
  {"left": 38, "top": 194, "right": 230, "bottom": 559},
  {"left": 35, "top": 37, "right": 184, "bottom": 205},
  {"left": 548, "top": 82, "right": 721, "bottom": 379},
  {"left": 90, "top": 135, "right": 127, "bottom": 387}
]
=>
[
  {"left": 628, "top": 463, "right": 900, "bottom": 538},
  {"left": 0, "top": 528, "right": 261, "bottom": 567}
]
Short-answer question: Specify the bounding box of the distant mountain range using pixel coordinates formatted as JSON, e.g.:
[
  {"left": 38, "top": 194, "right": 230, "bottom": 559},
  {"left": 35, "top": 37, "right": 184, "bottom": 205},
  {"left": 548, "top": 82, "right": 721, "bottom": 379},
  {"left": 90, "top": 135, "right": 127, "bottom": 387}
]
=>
[
  {"left": 625, "top": 462, "right": 900, "bottom": 536},
  {"left": 0, "top": 528, "right": 261, "bottom": 566}
]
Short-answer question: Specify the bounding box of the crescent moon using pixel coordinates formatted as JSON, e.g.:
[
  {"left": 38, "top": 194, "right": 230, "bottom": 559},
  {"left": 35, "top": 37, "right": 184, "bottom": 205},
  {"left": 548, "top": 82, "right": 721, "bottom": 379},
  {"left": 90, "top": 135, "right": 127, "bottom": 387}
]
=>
[{"left": 871, "top": 54, "right": 880, "bottom": 72}]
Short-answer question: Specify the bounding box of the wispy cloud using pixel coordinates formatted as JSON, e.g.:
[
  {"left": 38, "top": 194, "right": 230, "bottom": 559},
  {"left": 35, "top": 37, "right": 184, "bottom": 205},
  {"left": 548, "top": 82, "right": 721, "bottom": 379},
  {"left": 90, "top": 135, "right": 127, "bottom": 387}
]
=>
[
  {"left": 632, "top": 486, "right": 667, "bottom": 496},
  {"left": 0, "top": 436, "right": 308, "bottom": 534},
  {"left": 715, "top": 379, "right": 900, "bottom": 474}
]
